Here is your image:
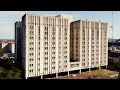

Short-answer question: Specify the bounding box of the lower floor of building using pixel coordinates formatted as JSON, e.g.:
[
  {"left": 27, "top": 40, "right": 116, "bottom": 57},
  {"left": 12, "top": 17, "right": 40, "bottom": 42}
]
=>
[{"left": 27, "top": 65, "right": 107, "bottom": 79}]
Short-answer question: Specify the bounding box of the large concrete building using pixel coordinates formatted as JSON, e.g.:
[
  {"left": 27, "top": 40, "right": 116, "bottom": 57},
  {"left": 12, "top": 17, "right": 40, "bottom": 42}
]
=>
[
  {"left": 70, "top": 20, "right": 108, "bottom": 71},
  {"left": 15, "top": 13, "right": 73, "bottom": 79},
  {"left": 15, "top": 13, "right": 108, "bottom": 79}
]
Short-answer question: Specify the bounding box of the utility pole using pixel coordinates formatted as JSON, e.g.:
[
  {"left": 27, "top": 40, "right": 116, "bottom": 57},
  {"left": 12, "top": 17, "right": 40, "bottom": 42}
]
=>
[{"left": 110, "top": 11, "right": 114, "bottom": 47}]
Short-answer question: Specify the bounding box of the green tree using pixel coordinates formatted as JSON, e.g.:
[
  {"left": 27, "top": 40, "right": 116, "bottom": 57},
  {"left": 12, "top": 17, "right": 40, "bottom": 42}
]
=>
[
  {"left": 117, "top": 73, "right": 120, "bottom": 79},
  {"left": 0, "top": 67, "right": 4, "bottom": 73},
  {"left": 0, "top": 70, "right": 7, "bottom": 79},
  {"left": 0, "top": 49, "right": 4, "bottom": 57},
  {"left": 13, "top": 72, "right": 21, "bottom": 79},
  {"left": 6, "top": 70, "right": 14, "bottom": 79}
]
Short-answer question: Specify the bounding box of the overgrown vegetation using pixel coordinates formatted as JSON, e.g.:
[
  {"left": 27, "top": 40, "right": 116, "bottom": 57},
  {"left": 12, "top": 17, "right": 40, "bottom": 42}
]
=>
[
  {"left": 108, "top": 58, "right": 120, "bottom": 71},
  {"left": 88, "top": 69, "right": 119, "bottom": 79},
  {"left": 0, "top": 59, "right": 23, "bottom": 79}
]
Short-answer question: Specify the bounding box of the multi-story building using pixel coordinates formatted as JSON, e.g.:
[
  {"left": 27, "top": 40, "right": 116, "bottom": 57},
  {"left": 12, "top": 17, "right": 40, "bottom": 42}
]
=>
[
  {"left": 8, "top": 42, "right": 15, "bottom": 53},
  {"left": 70, "top": 20, "right": 108, "bottom": 72},
  {"left": 15, "top": 13, "right": 108, "bottom": 79},
  {"left": 15, "top": 13, "right": 73, "bottom": 79},
  {"left": 0, "top": 42, "right": 15, "bottom": 53},
  {"left": 0, "top": 42, "right": 8, "bottom": 52}
]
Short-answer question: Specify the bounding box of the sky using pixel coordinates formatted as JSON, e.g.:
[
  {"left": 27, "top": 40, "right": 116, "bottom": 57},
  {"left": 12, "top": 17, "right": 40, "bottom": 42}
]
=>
[{"left": 0, "top": 11, "right": 119, "bottom": 39}]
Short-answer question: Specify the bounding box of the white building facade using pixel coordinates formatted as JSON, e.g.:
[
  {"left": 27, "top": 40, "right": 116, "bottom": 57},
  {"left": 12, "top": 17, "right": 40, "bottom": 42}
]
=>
[
  {"left": 15, "top": 14, "right": 108, "bottom": 79},
  {"left": 70, "top": 20, "right": 108, "bottom": 72},
  {"left": 17, "top": 14, "right": 73, "bottom": 79}
]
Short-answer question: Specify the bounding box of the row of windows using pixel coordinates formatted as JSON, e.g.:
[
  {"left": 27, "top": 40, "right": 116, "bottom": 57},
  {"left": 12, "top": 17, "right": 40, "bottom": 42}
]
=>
[
  {"left": 29, "top": 59, "right": 33, "bottom": 61},
  {"left": 30, "top": 58, "right": 40, "bottom": 61},
  {"left": 30, "top": 26, "right": 34, "bottom": 29},
  {"left": 30, "top": 37, "right": 34, "bottom": 39},
  {"left": 29, "top": 64, "right": 33, "bottom": 66},
  {"left": 30, "top": 53, "right": 33, "bottom": 55},
  {"left": 30, "top": 48, "right": 33, "bottom": 50},
  {"left": 30, "top": 31, "right": 34, "bottom": 34},
  {"left": 30, "top": 42, "right": 34, "bottom": 45},
  {"left": 29, "top": 70, "right": 33, "bottom": 72}
]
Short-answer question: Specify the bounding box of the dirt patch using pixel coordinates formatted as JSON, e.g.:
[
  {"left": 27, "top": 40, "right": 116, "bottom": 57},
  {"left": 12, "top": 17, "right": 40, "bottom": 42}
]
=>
[{"left": 52, "top": 69, "right": 119, "bottom": 79}]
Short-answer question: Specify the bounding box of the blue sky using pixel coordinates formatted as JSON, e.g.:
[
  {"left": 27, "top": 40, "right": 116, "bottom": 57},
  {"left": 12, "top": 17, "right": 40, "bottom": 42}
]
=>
[{"left": 0, "top": 11, "right": 119, "bottom": 39}]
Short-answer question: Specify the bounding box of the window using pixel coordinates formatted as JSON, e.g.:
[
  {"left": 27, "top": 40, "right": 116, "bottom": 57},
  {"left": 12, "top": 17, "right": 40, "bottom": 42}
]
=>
[
  {"left": 76, "top": 37, "right": 78, "bottom": 40},
  {"left": 45, "top": 27, "right": 48, "bottom": 30},
  {"left": 52, "top": 42, "right": 55, "bottom": 44},
  {"left": 76, "top": 50, "right": 78, "bottom": 53},
  {"left": 76, "top": 54, "right": 78, "bottom": 56},
  {"left": 82, "top": 50, "right": 85, "bottom": 53},
  {"left": 82, "top": 55, "right": 85, "bottom": 57},
  {"left": 52, "top": 67, "right": 55, "bottom": 69},
  {"left": 45, "top": 62, "right": 48, "bottom": 65},
  {"left": 64, "top": 47, "right": 67, "bottom": 49},
  {"left": 82, "top": 38, "right": 85, "bottom": 40},
  {"left": 64, "top": 65, "right": 67, "bottom": 68},
  {"left": 82, "top": 46, "right": 85, "bottom": 48},
  {"left": 64, "top": 37, "right": 67, "bottom": 40},
  {"left": 44, "top": 68, "right": 48, "bottom": 70},
  {"left": 52, "top": 62, "right": 55, "bottom": 64},
  {"left": 29, "top": 70, "right": 33, "bottom": 72},
  {"left": 29, "top": 64, "right": 33, "bottom": 66},
  {"left": 91, "top": 62, "right": 94, "bottom": 65},
  {"left": 82, "top": 42, "right": 85, "bottom": 45},
  {"left": 76, "top": 58, "right": 78, "bottom": 61},
  {"left": 45, "top": 42, "right": 48, "bottom": 45},
  {"left": 64, "top": 56, "right": 67, "bottom": 58},
  {"left": 82, "top": 59, "right": 85, "bottom": 62},
  {"left": 76, "top": 46, "right": 78, "bottom": 48},
  {"left": 96, "top": 61, "right": 99, "bottom": 64},
  {"left": 59, "top": 56, "right": 61, "bottom": 59},
  {"left": 82, "top": 63, "right": 85, "bottom": 66},
  {"left": 45, "top": 37, "right": 48, "bottom": 40},
  {"left": 91, "top": 58, "right": 94, "bottom": 60},
  {"left": 64, "top": 42, "right": 67, "bottom": 44}
]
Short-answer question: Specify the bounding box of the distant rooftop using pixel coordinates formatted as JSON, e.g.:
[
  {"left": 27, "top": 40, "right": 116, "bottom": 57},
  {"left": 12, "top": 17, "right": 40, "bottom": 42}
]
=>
[{"left": 0, "top": 39, "right": 15, "bottom": 43}]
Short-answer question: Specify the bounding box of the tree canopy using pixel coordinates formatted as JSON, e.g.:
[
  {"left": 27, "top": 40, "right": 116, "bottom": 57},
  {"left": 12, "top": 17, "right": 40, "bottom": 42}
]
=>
[{"left": 0, "top": 59, "right": 23, "bottom": 79}]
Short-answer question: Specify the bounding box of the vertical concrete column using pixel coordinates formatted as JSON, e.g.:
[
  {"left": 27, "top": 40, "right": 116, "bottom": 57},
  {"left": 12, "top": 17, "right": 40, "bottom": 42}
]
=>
[
  {"left": 99, "top": 66, "right": 101, "bottom": 70},
  {"left": 79, "top": 69, "right": 81, "bottom": 74},
  {"left": 106, "top": 65, "right": 107, "bottom": 69},
  {"left": 89, "top": 68, "right": 91, "bottom": 72},
  {"left": 56, "top": 72, "right": 58, "bottom": 78},
  {"left": 41, "top": 75, "right": 43, "bottom": 79},
  {"left": 68, "top": 71, "right": 69, "bottom": 76}
]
